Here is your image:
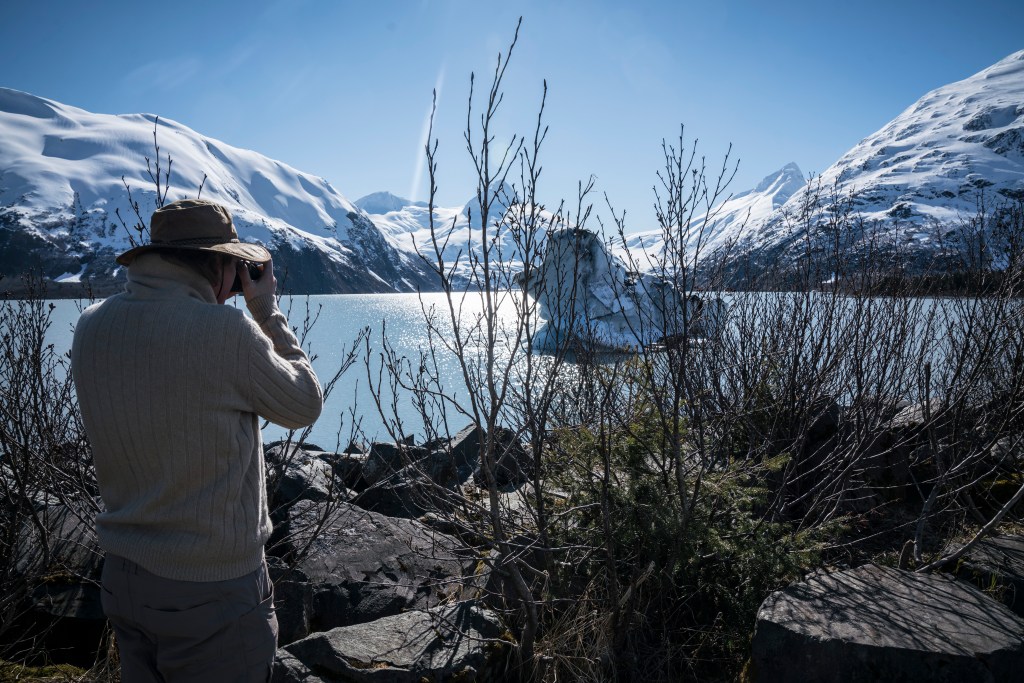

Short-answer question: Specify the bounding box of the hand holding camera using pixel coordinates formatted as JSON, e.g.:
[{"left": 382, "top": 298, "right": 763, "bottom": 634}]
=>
[
  {"left": 234, "top": 258, "right": 276, "bottom": 302},
  {"left": 230, "top": 261, "right": 263, "bottom": 293}
]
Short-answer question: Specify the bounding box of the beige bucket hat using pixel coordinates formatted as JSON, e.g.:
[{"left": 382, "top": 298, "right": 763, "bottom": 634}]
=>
[{"left": 116, "top": 198, "right": 271, "bottom": 266}]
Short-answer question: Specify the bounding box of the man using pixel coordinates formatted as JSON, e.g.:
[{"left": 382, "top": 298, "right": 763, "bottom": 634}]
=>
[{"left": 71, "top": 198, "right": 323, "bottom": 682}]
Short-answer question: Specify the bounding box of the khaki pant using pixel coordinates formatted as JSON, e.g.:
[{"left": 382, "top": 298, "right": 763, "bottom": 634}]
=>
[{"left": 100, "top": 554, "right": 278, "bottom": 683}]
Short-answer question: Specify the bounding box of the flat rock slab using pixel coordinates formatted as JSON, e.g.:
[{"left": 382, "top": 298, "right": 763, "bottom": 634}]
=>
[
  {"left": 751, "top": 564, "right": 1024, "bottom": 682},
  {"left": 956, "top": 535, "right": 1024, "bottom": 617},
  {"left": 273, "top": 603, "right": 508, "bottom": 683},
  {"left": 269, "top": 500, "right": 470, "bottom": 643}
]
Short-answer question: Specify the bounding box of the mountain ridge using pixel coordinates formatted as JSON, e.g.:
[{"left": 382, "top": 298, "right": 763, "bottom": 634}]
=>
[
  {"left": 741, "top": 50, "right": 1024, "bottom": 273},
  {"left": 0, "top": 87, "right": 435, "bottom": 295},
  {"left": 4, "top": 51, "right": 1023, "bottom": 296}
]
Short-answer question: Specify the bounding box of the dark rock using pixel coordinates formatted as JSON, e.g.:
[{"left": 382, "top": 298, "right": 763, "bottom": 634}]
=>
[
  {"left": 417, "top": 448, "right": 463, "bottom": 487},
  {"left": 471, "top": 428, "right": 533, "bottom": 488},
  {"left": 8, "top": 501, "right": 107, "bottom": 667},
  {"left": 351, "top": 446, "right": 471, "bottom": 519},
  {"left": 317, "top": 451, "right": 369, "bottom": 491},
  {"left": 267, "top": 448, "right": 338, "bottom": 509},
  {"left": 267, "top": 556, "right": 314, "bottom": 647},
  {"left": 350, "top": 467, "right": 441, "bottom": 519},
  {"left": 842, "top": 398, "right": 947, "bottom": 502},
  {"left": 426, "top": 424, "right": 534, "bottom": 488},
  {"left": 446, "top": 424, "right": 485, "bottom": 477},
  {"left": 855, "top": 433, "right": 917, "bottom": 497},
  {"left": 954, "top": 534, "right": 1024, "bottom": 618},
  {"left": 751, "top": 563, "right": 1024, "bottom": 682},
  {"left": 0, "top": 223, "right": 85, "bottom": 287},
  {"left": 267, "top": 228, "right": 436, "bottom": 295},
  {"left": 273, "top": 603, "right": 509, "bottom": 683},
  {"left": 267, "top": 498, "right": 330, "bottom": 561},
  {"left": 268, "top": 500, "right": 469, "bottom": 641},
  {"left": 729, "top": 397, "right": 849, "bottom": 518},
  {"left": 807, "top": 399, "right": 842, "bottom": 443},
  {"left": 360, "top": 442, "right": 427, "bottom": 487},
  {"left": 352, "top": 424, "right": 532, "bottom": 509}
]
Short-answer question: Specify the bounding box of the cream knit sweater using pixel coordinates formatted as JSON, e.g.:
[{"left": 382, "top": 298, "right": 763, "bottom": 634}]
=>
[{"left": 71, "top": 253, "right": 323, "bottom": 582}]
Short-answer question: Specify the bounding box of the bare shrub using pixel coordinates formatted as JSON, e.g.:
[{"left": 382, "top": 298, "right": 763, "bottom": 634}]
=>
[
  {"left": 383, "top": 62, "right": 1024, "bottom": 678},
  {"left": 0, "top": 276, "right": 100, "bottom": 666}
]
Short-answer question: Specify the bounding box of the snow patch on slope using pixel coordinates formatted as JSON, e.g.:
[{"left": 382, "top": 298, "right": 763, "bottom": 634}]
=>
[
  {"left": 0, "top": 88, "right": 356, "bottom": 256},
  {"left": 618, "top": 163, "right": 805, "bottom": 266},
  {"left": 752, "top": 50, "right": 1024, "bottom": 253}
]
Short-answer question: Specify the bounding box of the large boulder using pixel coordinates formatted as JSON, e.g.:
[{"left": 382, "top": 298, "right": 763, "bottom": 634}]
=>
[
  {"left": 750, "top": 564, "right": 1024, "bottom": 682},
  {"left": 7, "top": 501, "right": 107, "bottom": 667},
  {"left": 273, "top": 603, "right": 509, "bottom": 683},
  {"left": 438, "top": 425, "right": 486, "bottom": 480},
  {"left": 350, "top": 463, "right": 455, "bottom": 519},
  {"left": 351, "top": 425, "right": 537, "bottom": 518},
  {"left": 267, "top": 556, "right": 314, "bottom": 648},
  {"left": 360, "top": 442, "right": 428, "bottom": 487},
  {"left": 953, "top": 534, "right": 1024, "bottom": 617},
  {"left": 871, "top": 398, "right": 951, "bottom": 475},
  {"left": 317, "top": 450, "right": 369, "bottom": 491},
  {"left": 268, "top": 499, "right": 470, "bottom": 643},
  {"left": 428, "top": 423, "right": 532, "bottom": 487},
  {"left": 471, "top": 428, "right": 533, "bottom": 488},
  {"left": 840, "top": 398, "right": 948, "bottom": 505},
  {"left": 266, "top": 444, "right": 340, "bottom": 509}
]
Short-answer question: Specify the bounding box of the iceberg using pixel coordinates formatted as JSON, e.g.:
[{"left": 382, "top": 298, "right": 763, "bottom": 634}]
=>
[{"left": 525, "top": 228, "right": 724, "bottom": 353}]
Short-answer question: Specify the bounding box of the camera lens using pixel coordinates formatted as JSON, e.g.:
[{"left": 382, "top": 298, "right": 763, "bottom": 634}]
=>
[{"left": 230, "top": 261, "right": 261, "bottom": 293}]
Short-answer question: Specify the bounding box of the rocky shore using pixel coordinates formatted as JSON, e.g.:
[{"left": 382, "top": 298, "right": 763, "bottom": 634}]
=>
[{"left": 6, "top": 420, "right": 1024, "bottom": 682}]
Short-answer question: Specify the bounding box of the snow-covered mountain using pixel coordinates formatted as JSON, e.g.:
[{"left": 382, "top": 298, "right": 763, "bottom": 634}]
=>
[
  {"left": 361, "top": 181, "right": 559, "bottom": 284},
  {"left": 618, "top": 162, "right": 805, "bottom": 267},
  {"left": 6, "top": 50, "right": 1021, "bottom": 296},
  {"left": 354, "top": 191, "right": 427, "bottom": 216},
  {"left": 390, "top": 50, "right": 1023, "bottom": 286},
  {"left": 356, "top": 196, "right": 462, "bottom": 248},
  {"left": 0, "top": 87, "right": 435, "bottom": 294},
  {"left": 744, "top": 50, "right": 1024, "bottom": 272}
]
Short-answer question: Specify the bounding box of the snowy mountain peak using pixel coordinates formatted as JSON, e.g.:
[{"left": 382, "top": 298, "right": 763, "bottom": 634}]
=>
[
  {"left": 740, "top": 50, "right": 1024, "bottom": 272},
  {"left": 748, "top": 162, "right": 805, "bottom": 200},
  {"left": 0, "top": 87, "right": 65, "bottom": 120},
  {"left": 814, "top": 51, "right": 1021, "bottom": 217},
  {"left": 977, "top": 49, "right": 1024, "bottom": 79},
  {"left": 354, "top": 191, "right": 426, "bottom": 215},
  {"left": 462, "top": 181, "right": 515, "bottom": 223},
  {"left": 620, "top": 162, "right": 806, "bottom": 263}
]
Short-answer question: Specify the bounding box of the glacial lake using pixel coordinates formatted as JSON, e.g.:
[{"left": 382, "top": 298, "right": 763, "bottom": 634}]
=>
[
  {"left": 34, "top": 289, "right": 986, "bottom": 451},
  {"left": 41, "top": 293, "right": 525, "bottom": 449}
]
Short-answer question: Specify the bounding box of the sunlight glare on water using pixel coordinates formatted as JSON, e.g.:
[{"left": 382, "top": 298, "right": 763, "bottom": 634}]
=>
[
  {"left": 263, "top": 292, "right": 528, "bottom": 447},
  {"left": 44, "top": 292, "right": 528, "bottom": 449}
]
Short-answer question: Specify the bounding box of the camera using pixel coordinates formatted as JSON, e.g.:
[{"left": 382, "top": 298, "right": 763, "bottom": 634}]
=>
[{"left": 230, "top": 261, "right": 263, "bottom": 293}]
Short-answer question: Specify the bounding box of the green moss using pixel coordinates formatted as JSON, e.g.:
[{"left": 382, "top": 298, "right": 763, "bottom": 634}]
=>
[
  {"left": 0, "top": 660, "right": 88, "bottom": 682},
  {"left": 340, "top": 656, "right": 392, "bottom": 671}
]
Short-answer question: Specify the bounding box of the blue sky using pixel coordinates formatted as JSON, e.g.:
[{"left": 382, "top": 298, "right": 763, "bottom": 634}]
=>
[{"left": 2, "top": 0, "right": 1022, "bottom": 229}]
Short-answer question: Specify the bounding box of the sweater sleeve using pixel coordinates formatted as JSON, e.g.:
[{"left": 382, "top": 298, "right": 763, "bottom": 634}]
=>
[{"left": 244, "top": 294, "right": 323, "bottom": 429}]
